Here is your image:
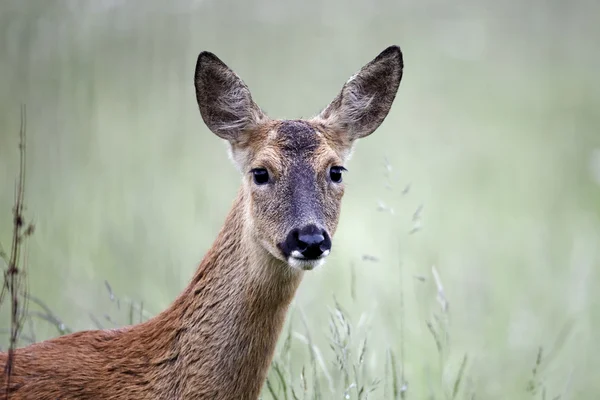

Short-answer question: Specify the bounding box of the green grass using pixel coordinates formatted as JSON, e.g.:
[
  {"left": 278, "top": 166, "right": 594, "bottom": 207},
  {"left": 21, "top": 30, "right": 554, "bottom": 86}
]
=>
[
  {"left": 0, "top": 260, "right": 573, "bottom": 399},
  {"left": 2, "top": 1, "right": 600, "bottom": 398}
]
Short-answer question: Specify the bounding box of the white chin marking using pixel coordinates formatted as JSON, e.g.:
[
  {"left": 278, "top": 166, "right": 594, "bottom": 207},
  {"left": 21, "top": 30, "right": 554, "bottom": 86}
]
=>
[
  {"left": 291, "top": 250, "right": 304, "bottom": 258},
  {"left": 288, "top": 252, "right": 329, "bottom": 271}
]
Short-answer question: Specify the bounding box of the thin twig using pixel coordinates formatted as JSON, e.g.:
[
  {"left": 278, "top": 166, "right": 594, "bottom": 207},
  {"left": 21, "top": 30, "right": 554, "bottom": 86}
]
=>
[{"left": 2, "top": 105, "right": 33, "bottom": 394}]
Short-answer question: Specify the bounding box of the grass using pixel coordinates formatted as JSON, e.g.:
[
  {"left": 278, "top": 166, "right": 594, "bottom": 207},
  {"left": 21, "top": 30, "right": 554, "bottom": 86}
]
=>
[
  {"left": 0, "top": 276, "right": 571, "bottom": 400},
  {"left": 2, "top": 268, "right": 568, "bottom": 399}
]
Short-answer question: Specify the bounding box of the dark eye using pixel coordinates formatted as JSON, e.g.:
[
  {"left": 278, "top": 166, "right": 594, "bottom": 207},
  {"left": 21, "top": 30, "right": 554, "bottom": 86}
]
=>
[
  {"left": 251, "top": 168, "right": 269, "bottom": 185},
  {"left": 329, "top": 166, "right": 346, "bottom": 183}
]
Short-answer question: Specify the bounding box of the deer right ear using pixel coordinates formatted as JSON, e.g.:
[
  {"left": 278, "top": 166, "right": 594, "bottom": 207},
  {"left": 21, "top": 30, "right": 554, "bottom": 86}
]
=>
[{"left": 194, "top": 52, "right": 268, "bottom": 144}]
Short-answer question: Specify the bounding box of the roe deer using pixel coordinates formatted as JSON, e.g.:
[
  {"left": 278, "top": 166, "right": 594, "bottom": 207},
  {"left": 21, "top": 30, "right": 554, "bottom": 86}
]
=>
[{"left": 1, "top": 45, "right": 404, "bottom": 399}]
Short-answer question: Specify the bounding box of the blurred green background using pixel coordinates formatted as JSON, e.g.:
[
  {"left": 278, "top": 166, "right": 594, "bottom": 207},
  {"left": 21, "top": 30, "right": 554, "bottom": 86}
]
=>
[{"left": 1, "top": 0, "right": 599, "bottom": 398}]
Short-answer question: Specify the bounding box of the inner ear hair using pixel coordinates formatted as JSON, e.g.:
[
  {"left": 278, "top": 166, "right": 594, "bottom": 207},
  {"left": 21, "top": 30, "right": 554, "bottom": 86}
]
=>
[
  {"left": 194, "top": 51, "right": 268, "bottom": 143},
  {"left": 315, "top": 45, "right": 404, "bottom": 140}
]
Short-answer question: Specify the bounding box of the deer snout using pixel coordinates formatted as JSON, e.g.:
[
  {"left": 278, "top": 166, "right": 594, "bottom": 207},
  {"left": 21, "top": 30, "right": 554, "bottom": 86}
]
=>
[{"left": 281, "top": 224, "right": 332, "bottom": 265}]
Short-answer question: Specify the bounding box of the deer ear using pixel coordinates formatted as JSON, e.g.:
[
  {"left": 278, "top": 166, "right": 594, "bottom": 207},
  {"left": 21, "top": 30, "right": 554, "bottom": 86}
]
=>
[
  {"left": 194, "top": 51, "right": 268, "bottom": 143},
  {"left": 315, "top": 45, "right": 403, "bottom": 141}
]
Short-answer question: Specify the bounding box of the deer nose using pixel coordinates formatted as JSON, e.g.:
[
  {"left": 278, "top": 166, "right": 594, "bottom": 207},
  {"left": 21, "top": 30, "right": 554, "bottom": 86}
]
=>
[{"left": 288, "top": 225, "right": 331, "bottom": 260}]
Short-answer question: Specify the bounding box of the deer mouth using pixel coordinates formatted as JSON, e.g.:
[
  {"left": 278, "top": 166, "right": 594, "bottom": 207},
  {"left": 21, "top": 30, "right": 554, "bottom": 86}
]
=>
[{"left": 287, "top": 250, "right": 330, "bottom": 271}]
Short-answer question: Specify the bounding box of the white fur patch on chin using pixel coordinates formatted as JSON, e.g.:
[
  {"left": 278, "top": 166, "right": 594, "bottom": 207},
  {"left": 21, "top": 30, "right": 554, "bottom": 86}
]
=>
[{"left": 288, "top": 257, "right": 326, "bottom": 271}]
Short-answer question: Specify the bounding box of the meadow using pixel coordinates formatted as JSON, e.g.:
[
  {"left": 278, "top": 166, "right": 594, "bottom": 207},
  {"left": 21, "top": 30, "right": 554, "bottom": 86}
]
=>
[{"left": 1, "top": 1, "right": 599, "bottom": 398}]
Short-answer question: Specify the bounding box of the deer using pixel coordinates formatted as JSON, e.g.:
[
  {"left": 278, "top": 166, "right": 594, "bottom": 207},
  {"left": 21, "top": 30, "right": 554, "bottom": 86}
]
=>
[{"left": 1, "top": 45, "right": 404, "bottom": 399}]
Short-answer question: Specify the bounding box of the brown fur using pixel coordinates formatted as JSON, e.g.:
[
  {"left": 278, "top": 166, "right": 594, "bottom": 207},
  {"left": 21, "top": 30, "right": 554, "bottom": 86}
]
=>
[{"left": 1, "top": 45, "right": 403, "bottom": 399}]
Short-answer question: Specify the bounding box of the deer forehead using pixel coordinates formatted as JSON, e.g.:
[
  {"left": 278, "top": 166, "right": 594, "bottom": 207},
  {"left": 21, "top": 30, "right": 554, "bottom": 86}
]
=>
[{"left": 248, "top": 120, "right": 342, "bottom": 174}]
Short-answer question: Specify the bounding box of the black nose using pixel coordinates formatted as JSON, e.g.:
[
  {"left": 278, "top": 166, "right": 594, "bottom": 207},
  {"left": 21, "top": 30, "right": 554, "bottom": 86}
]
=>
[{"left": 281, "top": 224, "right": 331, "bottom": 260}]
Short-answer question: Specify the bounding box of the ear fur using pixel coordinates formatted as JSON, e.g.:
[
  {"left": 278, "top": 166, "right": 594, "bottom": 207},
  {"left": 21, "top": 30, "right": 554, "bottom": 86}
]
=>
[
  {"left": 194, "top": 51, "right": 268, "bottom": 143},
  {"left": 315, "top": 45, "right": 403, "bottom": 141}
]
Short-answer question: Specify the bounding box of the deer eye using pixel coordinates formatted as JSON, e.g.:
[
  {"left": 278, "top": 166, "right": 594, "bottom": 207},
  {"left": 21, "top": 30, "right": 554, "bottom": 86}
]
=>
[
  {"left": 251, "top": 168, "right": 269, "bottom": 185},
  {"left": 329, "top": 166, "right": 346, "bottom": 183}
]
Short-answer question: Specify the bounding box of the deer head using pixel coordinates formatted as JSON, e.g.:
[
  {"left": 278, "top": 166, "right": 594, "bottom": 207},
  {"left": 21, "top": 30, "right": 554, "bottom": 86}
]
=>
[{"left": 194, "top": 46, "right": 403, "bottom": 271}]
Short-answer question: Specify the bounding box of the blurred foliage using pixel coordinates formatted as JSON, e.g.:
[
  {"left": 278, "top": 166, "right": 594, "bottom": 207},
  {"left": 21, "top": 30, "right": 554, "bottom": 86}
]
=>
[{"left": 1, "top": 0, "right": 599, "bottom": 398}]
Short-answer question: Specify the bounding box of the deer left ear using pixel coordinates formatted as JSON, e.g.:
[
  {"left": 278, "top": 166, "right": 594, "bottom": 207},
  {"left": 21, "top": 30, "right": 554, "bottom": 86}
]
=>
[{"left": 315, "top": 45, "right": 403, "bottom": 141}]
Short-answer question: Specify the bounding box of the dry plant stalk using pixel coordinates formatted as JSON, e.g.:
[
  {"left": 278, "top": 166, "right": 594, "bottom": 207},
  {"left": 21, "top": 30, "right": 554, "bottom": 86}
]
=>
[{"left": 1, "top": 105, "right": 35, "bottom": 396}]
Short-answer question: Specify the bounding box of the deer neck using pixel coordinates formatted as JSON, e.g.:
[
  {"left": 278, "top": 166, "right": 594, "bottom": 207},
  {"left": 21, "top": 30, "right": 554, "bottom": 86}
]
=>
[{"left": 147, "top": 188, "right": 304, "bottom": 399}]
